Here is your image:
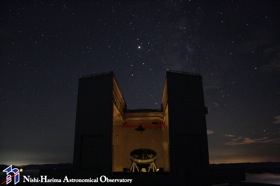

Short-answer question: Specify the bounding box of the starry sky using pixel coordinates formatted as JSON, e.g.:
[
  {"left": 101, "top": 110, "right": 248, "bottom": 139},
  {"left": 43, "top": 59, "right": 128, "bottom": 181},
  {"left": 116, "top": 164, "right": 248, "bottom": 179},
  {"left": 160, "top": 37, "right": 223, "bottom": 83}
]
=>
[{"left": 1, "top": 0, "right": 280, "bottom": 165}]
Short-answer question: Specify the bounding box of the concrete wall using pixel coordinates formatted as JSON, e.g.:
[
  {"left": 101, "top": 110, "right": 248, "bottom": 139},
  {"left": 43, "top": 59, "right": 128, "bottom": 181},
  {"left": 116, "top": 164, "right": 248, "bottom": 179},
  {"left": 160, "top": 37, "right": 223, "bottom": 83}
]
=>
[
  {"left": 167, "top": 71, "right": 209, "bottom": 174},
  {"left": 112, "top": 124, "right": 125, "bottom": 172},
  {"left": 73, "top": 72, "right": 113, "bottom": 173}
]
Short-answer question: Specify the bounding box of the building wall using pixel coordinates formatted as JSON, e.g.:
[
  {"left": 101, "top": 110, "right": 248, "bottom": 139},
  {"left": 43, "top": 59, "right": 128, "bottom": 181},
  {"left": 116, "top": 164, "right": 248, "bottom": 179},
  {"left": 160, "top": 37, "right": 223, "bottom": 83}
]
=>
[
  {"left": 162, "top": 105, "right": 170, "bottom": 171},
  {"left": 166, "top": 71, "right": 209, "bottom": 174},
  {"left": 113, "top": 114, "right": 169, "bottom": 171},
  {"left": 112, "top": 124, "right": 125, "bottom": 172},
  {"left": 73, "top": 72, "right": 113, "bottom": 173}
]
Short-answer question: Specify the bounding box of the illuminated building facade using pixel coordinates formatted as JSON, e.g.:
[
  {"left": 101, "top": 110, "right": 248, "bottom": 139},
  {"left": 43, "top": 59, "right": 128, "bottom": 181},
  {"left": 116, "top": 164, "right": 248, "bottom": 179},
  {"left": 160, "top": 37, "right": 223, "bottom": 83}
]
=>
[
  {"left": 73, "top": 70, "right": 208, "bottom": 172},
  {"left": 39, "top": 71, "right": 245, "bottom": 185}
]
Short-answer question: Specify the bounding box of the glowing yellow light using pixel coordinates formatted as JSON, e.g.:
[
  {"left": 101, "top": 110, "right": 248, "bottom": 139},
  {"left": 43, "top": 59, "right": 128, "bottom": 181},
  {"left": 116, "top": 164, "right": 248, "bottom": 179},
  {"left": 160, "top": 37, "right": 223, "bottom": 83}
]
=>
[{"left": 20, "top": 168, "right": 23, "bottom": 172}]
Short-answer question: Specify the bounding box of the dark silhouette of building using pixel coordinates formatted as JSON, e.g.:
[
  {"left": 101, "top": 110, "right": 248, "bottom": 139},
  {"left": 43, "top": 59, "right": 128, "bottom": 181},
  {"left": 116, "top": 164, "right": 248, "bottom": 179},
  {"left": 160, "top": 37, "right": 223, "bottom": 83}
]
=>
[{"left": 72, "top": 71, "right": 245, "bottom": 185}]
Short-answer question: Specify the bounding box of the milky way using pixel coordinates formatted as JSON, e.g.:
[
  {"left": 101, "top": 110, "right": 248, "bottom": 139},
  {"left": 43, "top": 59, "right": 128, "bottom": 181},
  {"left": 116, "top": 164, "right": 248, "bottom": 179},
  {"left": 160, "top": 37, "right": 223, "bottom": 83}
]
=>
[{"left": 1, "top": 0, "right": 280, "bottom": 165}]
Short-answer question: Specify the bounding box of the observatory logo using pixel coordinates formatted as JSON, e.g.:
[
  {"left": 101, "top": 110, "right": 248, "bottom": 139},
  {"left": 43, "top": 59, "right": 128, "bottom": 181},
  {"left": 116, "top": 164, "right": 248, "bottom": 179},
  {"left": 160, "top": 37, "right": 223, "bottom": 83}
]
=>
[{"left": 2, "top": 165, "right": 20, "bottom": 185}]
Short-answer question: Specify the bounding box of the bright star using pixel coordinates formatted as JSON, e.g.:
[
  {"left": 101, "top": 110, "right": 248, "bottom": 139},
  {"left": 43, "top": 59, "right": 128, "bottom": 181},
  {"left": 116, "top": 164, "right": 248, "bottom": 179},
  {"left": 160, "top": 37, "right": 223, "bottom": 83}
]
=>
[{"left": 137, "top": 45, "right": 141, "bottom": 49}]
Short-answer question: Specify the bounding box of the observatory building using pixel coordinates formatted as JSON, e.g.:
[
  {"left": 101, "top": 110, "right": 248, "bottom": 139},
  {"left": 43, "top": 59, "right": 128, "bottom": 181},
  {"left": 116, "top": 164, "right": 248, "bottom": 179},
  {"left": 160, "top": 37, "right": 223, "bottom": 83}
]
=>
[
  {"left": 40, "top": 71, "right": 245, "bottom": 185},
  {"left": 73, "top": 71, "right": 208, "bottom": 174},
  {"left": 71, "top": 71, "right": 245, "bottom": 185}
]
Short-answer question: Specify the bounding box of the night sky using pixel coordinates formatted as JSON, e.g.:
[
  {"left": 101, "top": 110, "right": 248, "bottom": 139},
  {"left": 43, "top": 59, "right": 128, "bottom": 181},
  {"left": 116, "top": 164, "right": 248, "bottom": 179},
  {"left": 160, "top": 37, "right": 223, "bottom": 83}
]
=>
[{"left": 1, "top": 0, "right": 280, "bottom": 165}]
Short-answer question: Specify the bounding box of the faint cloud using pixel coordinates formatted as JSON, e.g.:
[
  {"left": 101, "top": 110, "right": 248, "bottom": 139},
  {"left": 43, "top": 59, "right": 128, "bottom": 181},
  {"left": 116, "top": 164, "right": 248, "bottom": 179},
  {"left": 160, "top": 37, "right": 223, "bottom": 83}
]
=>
[
  {"left": 207, "top": 130, "right": 214, "bottom": 135},
  {"left": 260, "top": 46, "right": 280, "bottom": 72},
  {"left": 241, "top": 31, "right": 280, "bottom": 72},
  {"left": 225, "top": 136, "right": 274, "bottom": 146},
  {"left": 224, "top": 134, "right": 235, "bottom": 138},
  {"left": 273, "top": 115, "right": 280, "bottom": 124}
]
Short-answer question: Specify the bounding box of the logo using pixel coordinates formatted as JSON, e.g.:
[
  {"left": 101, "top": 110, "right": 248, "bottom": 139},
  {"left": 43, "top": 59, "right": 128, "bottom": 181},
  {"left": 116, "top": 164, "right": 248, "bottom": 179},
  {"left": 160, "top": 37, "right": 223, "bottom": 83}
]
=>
[{"left": 2, "top": 165, "right": 20, "bottom": 185}]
